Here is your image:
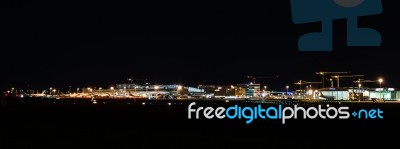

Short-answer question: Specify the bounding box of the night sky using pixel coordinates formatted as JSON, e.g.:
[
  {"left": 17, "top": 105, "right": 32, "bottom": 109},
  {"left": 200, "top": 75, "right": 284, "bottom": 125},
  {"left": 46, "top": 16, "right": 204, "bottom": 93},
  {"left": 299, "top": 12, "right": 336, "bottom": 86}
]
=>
[{"left": 1, "top": 1, "right": 399, "bottom": 91}]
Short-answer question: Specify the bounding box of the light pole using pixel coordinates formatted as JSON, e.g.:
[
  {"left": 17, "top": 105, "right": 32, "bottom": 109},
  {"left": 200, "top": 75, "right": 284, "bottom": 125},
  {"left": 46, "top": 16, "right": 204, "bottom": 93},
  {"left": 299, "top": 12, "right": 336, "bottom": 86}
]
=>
[
  {"left": 378, "top": 78, "right": 383, "bottom": 88},
  {"left": 145, "top": 86, "right": 149, "bottom": 98},
  {"left": 378, "top": 78, "right": 384, "bottom": 99},
  {"left": 154, "top": 85, "right": 159, "bottom": 99},
  {"left": 286, "top": 85, "right": 289, "bottom": 94},
  {"left": 69, "top": 86, "right": 72, "bottom": 94}
]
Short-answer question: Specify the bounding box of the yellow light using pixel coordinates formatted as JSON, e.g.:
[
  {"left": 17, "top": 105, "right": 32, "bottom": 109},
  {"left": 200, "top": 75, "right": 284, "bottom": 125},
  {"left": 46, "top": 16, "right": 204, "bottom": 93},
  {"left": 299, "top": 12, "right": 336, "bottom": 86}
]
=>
[
  {"left": 154, "top": 86, "right": 159, "bottom": 90},
  {"left": 110, "top": 86, "right": 114, "bottom": 90},
  {"left": 177, "top": 85, "right": 183, "bottom": 90},
  {"left": 378, "top": 78, "right": 383, "bottom": 83}
]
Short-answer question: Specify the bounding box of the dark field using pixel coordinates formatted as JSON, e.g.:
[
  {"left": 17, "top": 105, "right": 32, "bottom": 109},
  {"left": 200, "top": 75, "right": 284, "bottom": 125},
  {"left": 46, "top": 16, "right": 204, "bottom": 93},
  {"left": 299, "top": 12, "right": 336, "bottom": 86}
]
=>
[{"left": 0, "top": 97, "right": 399, "bottom": 148}]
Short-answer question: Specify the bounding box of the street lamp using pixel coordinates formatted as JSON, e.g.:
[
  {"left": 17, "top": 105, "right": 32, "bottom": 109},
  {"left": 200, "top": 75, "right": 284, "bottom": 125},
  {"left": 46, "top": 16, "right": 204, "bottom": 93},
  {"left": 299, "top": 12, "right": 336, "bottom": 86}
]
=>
[
  {"left": 378, "top": 78, "right": 383, "bottom": 88},
  {"left": 50, "top": 87, "right": 53, "bottom": 95},
  {"left": 154, "top": 85, "right": 159, "bottom": 99},
  {"left": 358, "top": 83, "right": 362, "bottom": 89},
  {"left": 286, "top": 85, "right": 289, "bottom": 94},
  {"left": 145, "top": 86, "right": 149, "bottom": 97},
  {"left": 378, "top": 78, "right": 384, "bottom": 99}
]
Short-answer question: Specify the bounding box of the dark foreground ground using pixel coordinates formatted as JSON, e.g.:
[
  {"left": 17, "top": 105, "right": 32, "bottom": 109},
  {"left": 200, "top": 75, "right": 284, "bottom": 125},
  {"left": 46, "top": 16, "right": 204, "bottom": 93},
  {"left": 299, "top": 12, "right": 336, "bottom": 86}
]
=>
[{"left": 0, "top": 97, "right": 399, "bottom": 148}]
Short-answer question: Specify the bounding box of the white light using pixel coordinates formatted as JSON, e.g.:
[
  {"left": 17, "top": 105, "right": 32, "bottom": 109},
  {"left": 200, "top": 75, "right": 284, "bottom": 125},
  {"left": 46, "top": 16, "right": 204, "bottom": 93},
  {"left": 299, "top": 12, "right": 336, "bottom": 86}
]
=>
[
  {"left": 110, "top": 87, "right": 114, "bottom": 90},
  {"left": 308, "top": 90, "right": 313, "bottom": 95},
  {"left": 286, "top": 86, "right": 289, "bottom": 89},
  {"left": 99, "top": 88, "right": 102, "bottom": 90},
  {"left": 154, "top": 86, "right": 159, "bottom": 90},
  {"left": 177, "top": 85, "right": 183, "bottom": 90},
  {"left": 378, "top": 78, "right": 383, "bottom": 83},
  {"left": 142, "top": 102, "right": 146, "bottom": 105},
  {"left": 327, "top": 104, "right": 330, "bottom": 107},
  {"left": 168, "top": 103, "right": 171, "bottom": 106}
]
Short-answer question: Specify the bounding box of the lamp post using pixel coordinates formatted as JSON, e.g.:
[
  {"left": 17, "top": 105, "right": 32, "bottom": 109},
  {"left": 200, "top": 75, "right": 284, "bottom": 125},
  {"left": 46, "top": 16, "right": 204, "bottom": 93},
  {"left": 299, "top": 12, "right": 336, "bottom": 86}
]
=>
[
  {"left": 378, "top": 78, "right": 383, "bottom": 88},
  {"left": 378, "top": 78, "right": 384, "bottom": 99},
  {"left": 154, "top": 85, "right": 159, "bottom": 99},
  {"left": 286, "top": 85, "right": 289, "bottom": 94},
  {"left": 145, "top": 86, "right": 149, "bottom": 98}
]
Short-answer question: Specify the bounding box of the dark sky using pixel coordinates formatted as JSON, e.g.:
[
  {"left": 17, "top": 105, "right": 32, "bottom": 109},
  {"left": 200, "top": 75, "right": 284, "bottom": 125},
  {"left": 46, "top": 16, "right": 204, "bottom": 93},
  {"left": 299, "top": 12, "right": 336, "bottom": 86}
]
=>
[{"left": 1, "top": 1, "right": 399, "bottom": 91}]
